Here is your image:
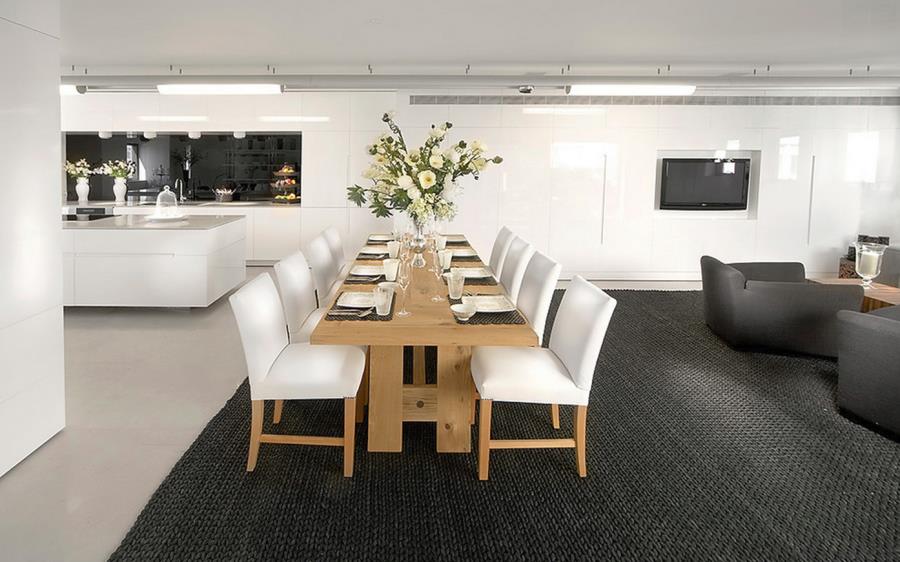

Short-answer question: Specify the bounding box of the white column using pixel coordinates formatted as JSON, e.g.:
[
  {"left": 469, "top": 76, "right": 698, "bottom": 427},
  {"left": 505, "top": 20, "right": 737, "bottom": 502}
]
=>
[{"left": 0, "top": 1, "right": 65, "bottom": 477}]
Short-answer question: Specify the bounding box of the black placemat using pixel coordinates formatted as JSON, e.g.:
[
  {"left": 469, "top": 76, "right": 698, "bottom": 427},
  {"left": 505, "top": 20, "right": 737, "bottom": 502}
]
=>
[
  {"left": 448, "top": 297, "right": 526, "bottom": 325},
  {"left": 343, "top": 274, "right": 386, "bottom": 285},
  {"left": 451, "top": 256, "right": 482, "bottom": 262},
  {"left": 356, "top": 253, "right": 389, "bottom": 260},
  {"left": 324, "top": 292, "right": 394, "bottom": 321},
  {"left": 446, "top": 239, "right": 468, "bottom": 246},
  {"left": 444, "top": 275, "right": 497, "bottom": 286}
]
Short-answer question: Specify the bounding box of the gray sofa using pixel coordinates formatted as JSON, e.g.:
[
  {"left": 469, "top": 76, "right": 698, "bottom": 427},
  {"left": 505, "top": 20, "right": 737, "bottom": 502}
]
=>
[
  {"left": 700, "top": 256, "right": 864, "bottom": 357},
  {"left": 875, "top": 246, "right": 900, "bottom": 287},
  {"left": 837, "top": 305, "right": 900, "bottom": 435}
]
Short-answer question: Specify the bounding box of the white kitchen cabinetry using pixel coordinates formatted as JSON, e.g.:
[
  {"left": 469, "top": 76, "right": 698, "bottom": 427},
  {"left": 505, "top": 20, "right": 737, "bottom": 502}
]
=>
[{"left": 253, "top": 207, "right": 302, "bottom": 261}]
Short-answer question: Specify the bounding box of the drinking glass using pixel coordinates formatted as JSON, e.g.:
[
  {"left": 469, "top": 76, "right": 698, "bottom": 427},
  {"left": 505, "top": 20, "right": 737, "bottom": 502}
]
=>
[
  {"left": 438, "top": 249, "right": 453, "bottom": 271},
  {"left": 373, "top": 286, "right": 392, "bottom": 317},
  {"left": 430, "top": 246, "right": 445, "bottom": 302},
  {"left": 436, "top": 235, "right": 448, "bottom": 251},
  {"left": 383, "top": 258, "right": 400, "bottom": 281},
  {"left": 387, "top": 240, "right": 401, "bottom": 259},
  {"left": 447, "top": 269, "right": 465, "bottom": 300},
  {"left": 396, "top": 260, "right": 411, "bottom": 317}
]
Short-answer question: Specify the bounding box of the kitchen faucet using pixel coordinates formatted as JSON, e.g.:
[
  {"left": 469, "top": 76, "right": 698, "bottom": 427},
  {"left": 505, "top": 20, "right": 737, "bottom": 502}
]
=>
[{"left": 175, "top": 178, "right": 185, "bottom": 202}]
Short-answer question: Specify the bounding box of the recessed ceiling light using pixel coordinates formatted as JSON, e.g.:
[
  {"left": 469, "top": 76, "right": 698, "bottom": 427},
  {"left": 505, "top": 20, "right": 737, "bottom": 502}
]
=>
[
  {"left": 567, "top": 84, "right": 695, "bottom": 96},
  {"left": 233, "top": 131, "right": 246, "bottom": 139},
  {"left": 143, "top": 131, "right": 157, "bottom": 139},
  {"left": 138, "top": 115, "right": 209, "bottom": 123},
  {"left": 98, "top": 131, "right": 113, "bottom": 139},
  {"left": 258, "top": 115, "right": 331, "bottom": 123},
  {"left": 157, "top": 84, "right": 283, "bottom": 95},
  {"left": 187, "top": 132, "right": 202, "bottom": 139}
]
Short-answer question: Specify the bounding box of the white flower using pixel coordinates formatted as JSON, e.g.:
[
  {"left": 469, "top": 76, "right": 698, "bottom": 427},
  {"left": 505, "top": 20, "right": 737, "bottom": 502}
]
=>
[
  {"left": 374, "top": 153, "right": 387, "bottom": 164},
  {"left": 418, "top": 170, "right": 437, "bottom": 189},
  {"left": 406, "top": 187, "right": 421, "bottom": 200},
  {"left": 429, "top": 153, "right": 444, "bottom": 168},
  {"left": 442, "top": 177, "right": 460, "bottom": 202},
  {"left": 472, "top": 158, "right": 487, "bottom": 171},
  {"left": 471, "top": 140, "right": 486, "bottom": 152},
  {"left": 444, "top": 148, "right": 460, "bottom": 164},
  {"left": 430, "top": 127, "right": 446, "bottom": 139},
  {"left": 362, "top": 166, "right": 379, "bottom": 179},
  {"left": 397, "top": 175, "right": 414, "bottom": 190}
]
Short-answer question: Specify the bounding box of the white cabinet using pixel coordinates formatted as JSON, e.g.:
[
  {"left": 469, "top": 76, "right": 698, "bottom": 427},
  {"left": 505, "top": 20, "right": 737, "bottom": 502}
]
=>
[
  {"left": 301, "top": 132, "right": 350, "bottom": 207},
  {"left": 252, "top": 207, "right": 302, "bottom": 261}
]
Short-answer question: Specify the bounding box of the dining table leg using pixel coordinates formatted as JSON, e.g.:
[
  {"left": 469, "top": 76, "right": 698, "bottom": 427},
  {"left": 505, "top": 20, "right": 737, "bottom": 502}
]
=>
[
  {"left": 436, "top": 345, "right": 474, "bottom": 453},
  {"left": 367, "top": 345, "right": 404, "bottom": 452},
  {"left": 413, "top": 346, "right": 426, "bottom": 385}
]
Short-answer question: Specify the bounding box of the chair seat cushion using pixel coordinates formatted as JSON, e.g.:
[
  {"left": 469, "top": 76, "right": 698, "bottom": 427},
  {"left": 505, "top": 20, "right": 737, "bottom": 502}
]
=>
[
  {"left": 251, "top": 343, "right": 365, "bottom": 401},
  {"left": 471, "top": 346, "right": 589, "bottom": 406}
]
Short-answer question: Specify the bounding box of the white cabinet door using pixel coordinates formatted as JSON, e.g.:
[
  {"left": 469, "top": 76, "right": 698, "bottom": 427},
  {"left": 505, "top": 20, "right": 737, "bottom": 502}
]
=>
[
  {"left": 301, "top": 132, "right": 350, "bottom": 207},
  {"left": 252, "top": 208, "right": 302, "bottom": 261}
]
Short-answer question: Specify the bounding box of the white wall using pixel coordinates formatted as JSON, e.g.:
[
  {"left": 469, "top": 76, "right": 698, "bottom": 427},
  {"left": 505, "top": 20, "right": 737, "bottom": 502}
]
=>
[
  {"left": 0, "top": 1, "right": 65, "bottom": 477},
  {"left": 61, "top": 90, "right": 900, "bottom": 278}
]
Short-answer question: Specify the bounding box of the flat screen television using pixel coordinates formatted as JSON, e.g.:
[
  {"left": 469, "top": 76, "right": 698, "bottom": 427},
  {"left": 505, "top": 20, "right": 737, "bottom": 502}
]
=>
[{"left": 659, "top": 158, "right": 750, "bottom": 210}]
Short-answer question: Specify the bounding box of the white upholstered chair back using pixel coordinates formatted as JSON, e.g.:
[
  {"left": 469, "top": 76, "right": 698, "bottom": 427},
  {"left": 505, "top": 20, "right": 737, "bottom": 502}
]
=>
[
  {"left": 229, "top": 274, "right": 289, "bottom": 386},
  {"left": 516, "top": 251, "right": 562, "bottom": 345},
  {"left": 274, "top": 251, "right": 319, "bottom": 337},
  {"left": 499, "top": 236, "right": 535, "bottom": 302}
]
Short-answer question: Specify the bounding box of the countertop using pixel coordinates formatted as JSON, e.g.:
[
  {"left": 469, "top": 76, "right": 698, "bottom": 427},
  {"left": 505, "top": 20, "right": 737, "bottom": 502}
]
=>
[
  {"left": 62, "top": 199, "right": 300, "bottom": 210},
  {"left": 62, "top": 215, "right": 246, "bottom": 231}
]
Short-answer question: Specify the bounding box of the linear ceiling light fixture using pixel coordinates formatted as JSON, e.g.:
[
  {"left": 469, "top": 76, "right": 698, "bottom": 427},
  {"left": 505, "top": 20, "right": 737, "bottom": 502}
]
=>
[
  {"left": 566, "top": 84, "right": 696, "bottom": 96},
  {"left": 138, "top": 115, "right": 209, "bottom": 123},
  {"left": 156, "top": 83, "right": 283, "bottom": 95},
  {"left": 258, "top": 115, "right": 331, "bottom": 123}
]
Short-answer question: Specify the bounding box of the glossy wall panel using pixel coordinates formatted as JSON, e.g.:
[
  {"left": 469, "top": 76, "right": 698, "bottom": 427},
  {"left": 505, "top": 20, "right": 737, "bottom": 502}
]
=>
[{"left": 0, "top": 4, "right": 64, "bottom": 477}]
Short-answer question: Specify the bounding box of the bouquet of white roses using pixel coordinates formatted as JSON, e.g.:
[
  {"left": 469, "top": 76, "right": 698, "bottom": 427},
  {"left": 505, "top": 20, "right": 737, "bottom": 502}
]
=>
[
  {"left": 64, "top": 159, "right": 94, "bottom": 179},
  {"left": 347, "top": 112, "right": 502, "bottom": 224},
  {"left": 97, "top": 160, "right": 135, "bottom": 179}
]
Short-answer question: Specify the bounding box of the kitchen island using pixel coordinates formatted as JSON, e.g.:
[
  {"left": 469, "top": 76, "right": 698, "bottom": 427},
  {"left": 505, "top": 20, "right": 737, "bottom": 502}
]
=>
[{"left": 63, "top": 215, "right": 246, "bottom": 307}]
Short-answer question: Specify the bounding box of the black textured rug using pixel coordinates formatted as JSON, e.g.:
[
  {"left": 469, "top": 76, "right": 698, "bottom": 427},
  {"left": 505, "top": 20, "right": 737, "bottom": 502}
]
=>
[{"left": 110, "top": 291, "right": 900, "bottom": 561}]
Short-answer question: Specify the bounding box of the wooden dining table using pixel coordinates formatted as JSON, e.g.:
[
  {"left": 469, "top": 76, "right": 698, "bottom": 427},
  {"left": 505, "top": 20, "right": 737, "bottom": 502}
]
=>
[{"left": 309, "top": 235, "right": 538, "bottom": 453}]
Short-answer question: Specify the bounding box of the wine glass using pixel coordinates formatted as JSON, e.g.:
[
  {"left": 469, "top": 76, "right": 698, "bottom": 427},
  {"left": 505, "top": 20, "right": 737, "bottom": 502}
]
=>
[
  {"left": 430, "top": 245, "right": 445, "bottom": 302},
  {"left": 396, "top": 260, "right": 411, "bottom": 317}
]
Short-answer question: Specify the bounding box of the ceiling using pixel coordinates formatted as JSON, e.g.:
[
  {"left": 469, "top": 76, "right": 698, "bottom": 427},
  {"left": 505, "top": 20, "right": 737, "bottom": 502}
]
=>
[{"left": 61, "top": 0, "right": 900, "bottom": 76}]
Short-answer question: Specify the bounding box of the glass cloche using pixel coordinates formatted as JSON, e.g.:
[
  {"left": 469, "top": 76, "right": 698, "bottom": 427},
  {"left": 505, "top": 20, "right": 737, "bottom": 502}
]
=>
[{"left": 151, "top": 186, "right": 184, "bottom": 219}]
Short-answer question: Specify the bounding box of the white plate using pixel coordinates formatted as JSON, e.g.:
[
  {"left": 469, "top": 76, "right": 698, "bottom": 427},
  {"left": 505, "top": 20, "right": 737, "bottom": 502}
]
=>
[
  {"left": 349, "top": 265, "right": 384, "bottom": 276},
  {"left": 446, "top": 234, "right": 466, "bottom": 242},
  {"left": 359, "top": 245, "right": 389, "bottom": 255},
  {"left": 454, "top": 267, "right": 492, "bottom": 279},
  {"left": 145, "top": 214, "right": 186, "bottom": 222},
  {"left": 368, "top": 234, "right": 394, "bottom": 242},
  {"left": 452, "top": 248, "right": 478, "bottom": 257},
  {"left": 336, "top": 292, "right": 376, "bottom": 309},
  {"left": 462, "top": 295, "right": 516, "bottom": 313}
]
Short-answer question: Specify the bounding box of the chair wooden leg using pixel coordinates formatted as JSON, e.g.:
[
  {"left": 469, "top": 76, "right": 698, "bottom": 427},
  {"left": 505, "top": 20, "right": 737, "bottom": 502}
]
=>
[
  {"left": 551, "top": 404, "right": 560, "bottom": 429},
  {"left": 343, "top": 397, "right": 356, "bottom": 478},
  {"left": 413, "top": 346, "right": 426, "bottom": 385},
  {"left": 478, "top": 399, "right": 493, "bottom": 481},
  {"left": 575, "top": 405, "right": 587, "bottom": 477},
  {"left": 247, "top": 400, "right": 264, "bottom": 472},
  {"left": 273, "top": 400, "right": 284, "bottom": 424}
]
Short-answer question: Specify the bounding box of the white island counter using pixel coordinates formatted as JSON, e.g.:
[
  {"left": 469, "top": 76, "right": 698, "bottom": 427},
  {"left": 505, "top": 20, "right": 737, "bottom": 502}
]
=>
[{"left": 63, "top": 215, "right": 246, "bottom": 307}]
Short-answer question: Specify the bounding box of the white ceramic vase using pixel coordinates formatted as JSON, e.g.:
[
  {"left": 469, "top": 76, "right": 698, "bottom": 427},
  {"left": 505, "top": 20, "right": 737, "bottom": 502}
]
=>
[
  {"left": 113, "top": 177, "right": 127, "bottom": 203},
  {"left": 75, "top": 177, "right": 90, "bottom": 202}
]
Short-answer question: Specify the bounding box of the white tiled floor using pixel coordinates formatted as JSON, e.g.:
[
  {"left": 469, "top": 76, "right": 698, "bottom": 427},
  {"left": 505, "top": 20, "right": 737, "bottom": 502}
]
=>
[{"left": 0, "top": 267, "right": 696, "bottom": 561}]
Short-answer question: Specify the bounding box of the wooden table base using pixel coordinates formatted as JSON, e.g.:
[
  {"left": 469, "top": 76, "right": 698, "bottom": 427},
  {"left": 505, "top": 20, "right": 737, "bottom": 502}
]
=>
[{"left": 366, "top": 344, "right": 475, "bottom": 453}]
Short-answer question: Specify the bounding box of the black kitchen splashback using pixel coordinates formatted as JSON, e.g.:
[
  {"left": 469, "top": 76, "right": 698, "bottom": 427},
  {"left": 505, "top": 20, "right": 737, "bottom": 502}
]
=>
[{"left": 64, "top": 133, "right": 302, "bottom": 201}]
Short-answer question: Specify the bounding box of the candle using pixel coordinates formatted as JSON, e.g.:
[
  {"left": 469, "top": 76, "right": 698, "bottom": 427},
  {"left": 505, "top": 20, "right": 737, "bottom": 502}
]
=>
[{"left": 856, "top": 251, "right": 881, "bottom": 278}]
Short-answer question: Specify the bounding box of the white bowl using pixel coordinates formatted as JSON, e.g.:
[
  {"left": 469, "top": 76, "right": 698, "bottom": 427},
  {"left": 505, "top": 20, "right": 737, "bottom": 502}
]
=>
[{"left": 450, "top": 303, "right": 476, "bottom": 322}]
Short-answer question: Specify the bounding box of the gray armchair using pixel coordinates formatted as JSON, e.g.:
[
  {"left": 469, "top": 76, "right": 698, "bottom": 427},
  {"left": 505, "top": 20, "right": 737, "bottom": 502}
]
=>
[
  {"left": 875, "top": 246, "right": 900, "bottom": 287},
  {"left": 837, "top": 306, "right": 900, "bottom": 435},
  {"left": 700, "top": 256, "right": 864, "bottom": 357}
]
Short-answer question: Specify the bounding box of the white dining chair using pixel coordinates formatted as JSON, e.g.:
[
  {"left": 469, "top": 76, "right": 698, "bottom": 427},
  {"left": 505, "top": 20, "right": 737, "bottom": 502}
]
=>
[
  {"left": 471, "top": 275, "right": 617, "bottom": 480},
  {"left": 306, "top": 234, "right": 341, "bottom": 306},
  {"left": 323, "top": 226, "right": 350, "bottom": 277},
  {"left": 229, "top": 273, "right": 366, "bottom": 477},
  {"left": 498, "top": 236, "right": 535, "bottom": 303},
  {"left": 274, "top": 250, "right": 326, "bottom": 344},
  {"left": 488, "top": 226, "right": 515, "bottom": 280}
]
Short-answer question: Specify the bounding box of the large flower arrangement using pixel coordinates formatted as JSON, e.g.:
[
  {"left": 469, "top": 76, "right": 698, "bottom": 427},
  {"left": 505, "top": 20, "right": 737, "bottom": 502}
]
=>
[
  {"left": 97, "top": 160, "right": 135, "bottom": 179},
  {"left": 347, "top": 112, "right": 502, "bottom": 224},
  {"left": 64, "top": 159, "right": 94, "bottom": 179}
]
